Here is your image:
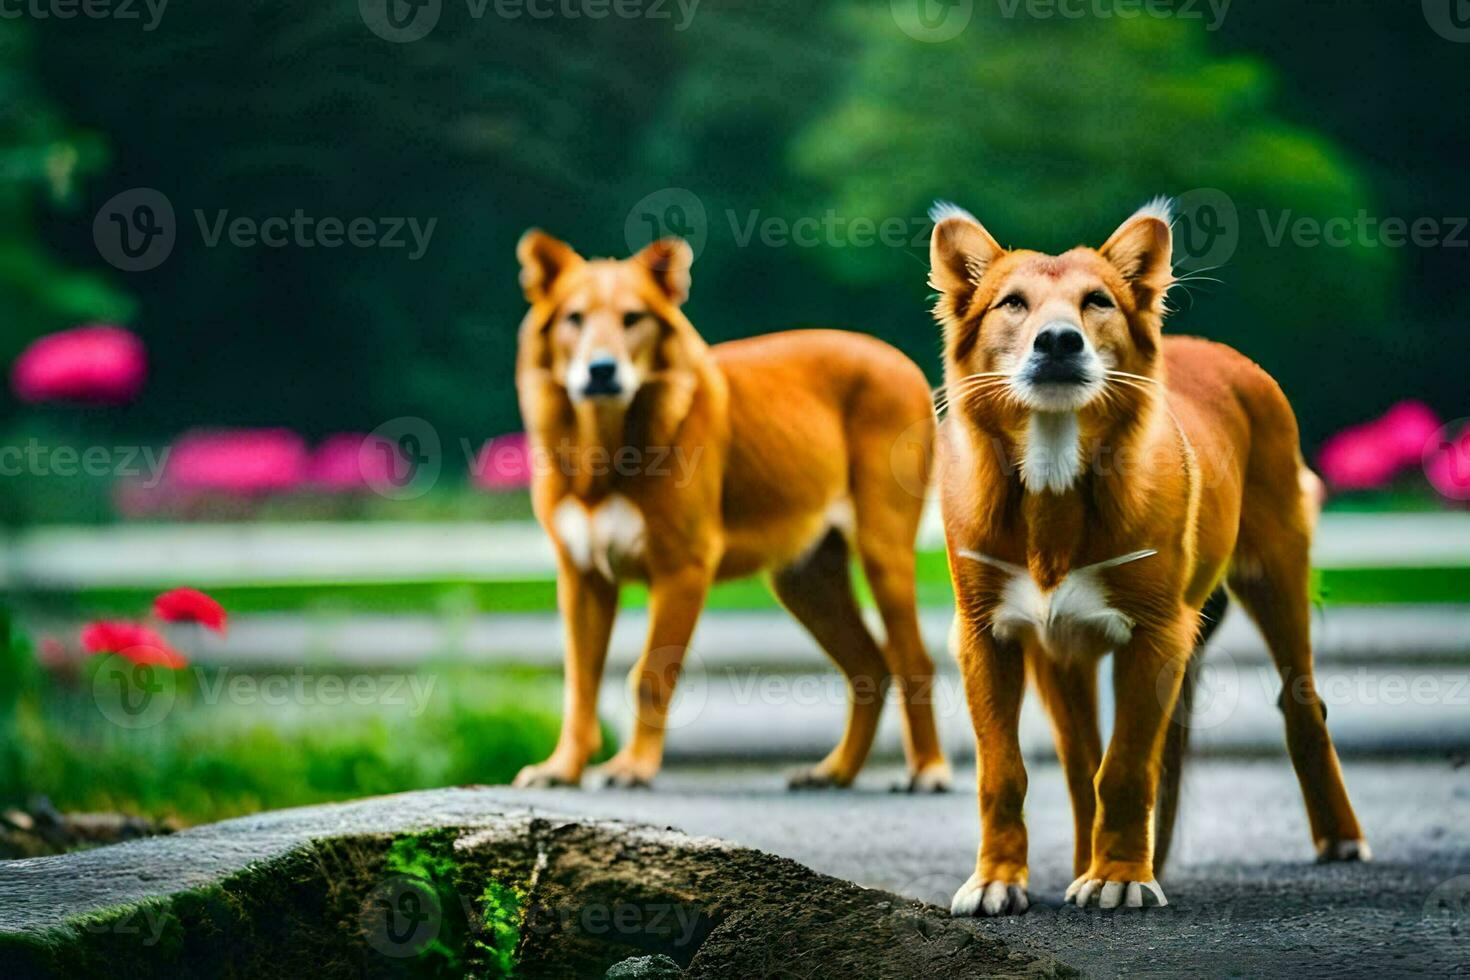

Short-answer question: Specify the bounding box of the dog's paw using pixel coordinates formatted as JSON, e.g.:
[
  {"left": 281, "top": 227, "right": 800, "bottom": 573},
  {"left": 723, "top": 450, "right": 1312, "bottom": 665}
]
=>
[
  {"left": 951, "top": 871, "right": 1030, "bottom": 917},
  {"left": 1064, "top": 873, "right": 1168, "bottom": 910},
  {"left": 892, "top": 761, "right": 953, "bottom": 794},
  {"left": 512, "top": 761, "right": 581, "bottom": 789},
  {"left": 1316, "top": 838, "right": 1372, "bottom": 863},
  {"left": 586, "top": 755, "right": 655, "bottom": 790},
  {"left": 787, "top": 764, "right": 854, "bottom": 790}
]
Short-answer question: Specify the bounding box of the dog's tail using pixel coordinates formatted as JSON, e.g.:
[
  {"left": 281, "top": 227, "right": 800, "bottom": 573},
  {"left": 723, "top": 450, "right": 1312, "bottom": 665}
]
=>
[{"left": 1154, "top": 586, "right": 1230, "bottom": 875}]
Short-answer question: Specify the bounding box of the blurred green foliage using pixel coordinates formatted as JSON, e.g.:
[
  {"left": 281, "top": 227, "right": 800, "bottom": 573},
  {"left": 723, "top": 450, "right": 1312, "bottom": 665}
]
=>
[
  {"left": 0, "top": 0, "right": 1462, "bottom": 460},
  {"left": 0, "top": 26, "right": 132, "bottom": 366}
]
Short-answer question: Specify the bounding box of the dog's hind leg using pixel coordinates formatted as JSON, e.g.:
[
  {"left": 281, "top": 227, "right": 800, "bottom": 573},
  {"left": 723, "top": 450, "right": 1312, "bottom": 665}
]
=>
[
  {"left": 772, "top": 529, "right": 891, "bottom": 789},
  {"left": 848, "top": 445, "right": 951, "bottom": 791},
  {"left": 1153, "top": 586, "right": 1229, "bottom": 873},
  {"left": 1230, "top": 479, "right": 1368, "bottom": 862}
]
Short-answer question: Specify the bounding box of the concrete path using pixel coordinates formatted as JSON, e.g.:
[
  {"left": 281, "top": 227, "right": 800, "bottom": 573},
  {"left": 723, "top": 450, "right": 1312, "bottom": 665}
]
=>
[
  {"left": 509, "top": 759, "right": 1470, "bottom": 978},
  {"left": 75, "top": 603, "right": 1469, "bottom": 758},
  {"left": 8, "top": 512, "right": 1470, "bottom": 587}
]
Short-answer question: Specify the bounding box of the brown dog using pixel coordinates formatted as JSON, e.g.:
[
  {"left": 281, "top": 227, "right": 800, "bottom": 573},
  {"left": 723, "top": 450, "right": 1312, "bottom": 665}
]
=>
[
  {"left": 930, "top": 199, "right": 1368, "bottom": 915},
  {"left": 511, "top": 231, "right": 951, "bottom": 792}
]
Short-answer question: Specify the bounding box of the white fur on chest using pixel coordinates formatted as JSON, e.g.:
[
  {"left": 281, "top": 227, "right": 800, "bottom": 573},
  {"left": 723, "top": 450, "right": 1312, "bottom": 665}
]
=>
[
  {"left": 553, "top": 493, "right": 647, "bottom": 581},
  {"left": 1021, "top": 411, "right": 1082, "bottom": 494},
  {"left": 960, "top": 549, "right": 1155, "bottom": 658}
]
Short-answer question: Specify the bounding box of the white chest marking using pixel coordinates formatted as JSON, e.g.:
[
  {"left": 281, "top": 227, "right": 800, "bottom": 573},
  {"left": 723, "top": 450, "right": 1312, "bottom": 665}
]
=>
[
  {"left": 1022, "top": 411, "right": 1082, "bottom": 494},
  {"left": 552, "top": 494, "right": 647, "bottom": 581},
  {"left": 957, "top": 548, "right": 1157, "bottom": 657}
]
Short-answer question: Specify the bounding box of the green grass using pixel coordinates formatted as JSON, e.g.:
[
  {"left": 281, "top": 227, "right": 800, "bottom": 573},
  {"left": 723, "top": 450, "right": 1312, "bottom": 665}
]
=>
[
  {"left": 0, "top": 616, "right": 599, "bottom": 825},
  {"left": 21, "top": 552, "right": 1470, "bottom": 619}
]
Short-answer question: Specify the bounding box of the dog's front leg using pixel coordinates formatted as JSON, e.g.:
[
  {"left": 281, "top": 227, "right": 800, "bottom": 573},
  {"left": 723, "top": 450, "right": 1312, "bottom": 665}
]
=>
[
  {"left": 588, "top": 565, "right": 710, "bottom": 788},
  {"left": 1067, "top": 613, "right": 1194, "bottom": 909},
  {"left": 950, "top": 624, "right": 1031, "bottom": 917},
  {"left": 513, "top": 560, "right": 619, "bottom": 788}
]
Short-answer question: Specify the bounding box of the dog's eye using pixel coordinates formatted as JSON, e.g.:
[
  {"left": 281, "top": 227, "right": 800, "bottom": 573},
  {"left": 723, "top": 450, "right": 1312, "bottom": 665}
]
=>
[
  {"left": 1083, "top": 290, "right": 1114, "bottom": 310},
  {"left": 622, "top": 311, "right": 645, "bottom": 328},
  {"left": 997, "top": 293, "right": 1027, "bottom": 313},
  {"left": 566, "top": 311, "right": 583, "bottom": 327}
]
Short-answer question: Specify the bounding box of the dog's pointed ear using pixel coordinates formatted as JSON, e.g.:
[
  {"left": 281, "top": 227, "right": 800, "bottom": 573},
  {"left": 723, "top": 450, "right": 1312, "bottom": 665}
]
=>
[
  {"left": 929, "top": 202, "right": 1003, "bottom": 322},
  {"left": 1101, "top": 198, "right": 1174, "bottom": 313},
  {"left": 632, "top": 238, "right": 693, "bottom": 306},
  {"left": 517, "top": 229, "right": 583, "bottom": 305}
]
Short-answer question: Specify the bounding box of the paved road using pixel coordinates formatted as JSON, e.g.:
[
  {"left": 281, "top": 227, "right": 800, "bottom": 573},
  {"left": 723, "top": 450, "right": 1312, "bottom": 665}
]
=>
[{"left": 505, "top": 758, "right": 1470, "bottom": 978}]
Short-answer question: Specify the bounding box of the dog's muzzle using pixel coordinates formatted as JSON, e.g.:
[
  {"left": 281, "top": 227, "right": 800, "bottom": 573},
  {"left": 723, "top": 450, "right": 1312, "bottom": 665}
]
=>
[{"left": 583, "top": 355, "right": 622, "bottom": 398}]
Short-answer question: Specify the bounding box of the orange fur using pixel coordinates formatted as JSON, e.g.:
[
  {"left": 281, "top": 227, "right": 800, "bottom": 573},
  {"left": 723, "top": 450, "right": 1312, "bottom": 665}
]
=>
[
  {"left": 932, "top": 201, "right": 1366, "bottom": 915},
  {"left": 511, "top": 231, "right": 950, "bottom": 792}
]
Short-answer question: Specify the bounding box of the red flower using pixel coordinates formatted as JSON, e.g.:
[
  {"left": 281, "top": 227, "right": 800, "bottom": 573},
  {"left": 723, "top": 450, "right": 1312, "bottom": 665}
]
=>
[
  {"left": 11, "top": 324, "right": 147, "bottom": 405},
  {"left": 81, "top": 621, "right": 189, "bottom": 669},
  {"left": 153, "top": 588, "right": 228, "bottom": 635}
]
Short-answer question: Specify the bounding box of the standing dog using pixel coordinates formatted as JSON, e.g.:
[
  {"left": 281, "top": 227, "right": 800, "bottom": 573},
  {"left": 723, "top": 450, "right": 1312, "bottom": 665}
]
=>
[
  {"left": 930, "top": 199, "right": 1368, "bottom": 915},
  {"left": 511, "top": 231, "right": 951, "bottom": 792}
]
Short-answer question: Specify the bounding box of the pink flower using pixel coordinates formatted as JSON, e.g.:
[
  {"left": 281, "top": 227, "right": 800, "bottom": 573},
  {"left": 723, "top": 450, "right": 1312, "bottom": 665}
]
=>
[
  {"left": 472, "top": 432, "right": 532, "bottom": 490},
  {"left": 1377, "top": 401, "right": 1441, "bottom": 467},
  {"left": 11, "top": 324, "right": 147, "bottom": 405},
  {"left": 1318, "top": 426, "right": 1400, "bottom": 490},
  {"left": 1425, "top": 425, "right": 1470, "bottom": 502},
  {"left": 81, "top": 621, "right": 189, "bottom": 669},
  {"left": 1317, "top": 400, "right": 1443, "bottom": 491},
  {"left": 153, "top": 588, "right": 228, "bottom": 635},
  {"left": 307, "top": 433, "right": 398, "bottom": 492},
  {"left": 164, "top": 428, "right": 308, "bottom": 496}
]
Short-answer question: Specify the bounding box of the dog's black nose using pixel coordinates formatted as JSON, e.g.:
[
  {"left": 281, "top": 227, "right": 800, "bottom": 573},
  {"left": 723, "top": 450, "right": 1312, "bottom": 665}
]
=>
[
  {"left": 1034, "top": 325, "right": 1085, "bottom": 358},
  {"left": 584, "top": 356, "right": 621, "bottom": 395}
]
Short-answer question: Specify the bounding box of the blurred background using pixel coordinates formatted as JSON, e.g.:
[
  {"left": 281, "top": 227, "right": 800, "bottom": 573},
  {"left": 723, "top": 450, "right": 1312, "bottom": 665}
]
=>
[{"left": 0, "top": 0, "right": 1467, "bottom": 846}]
